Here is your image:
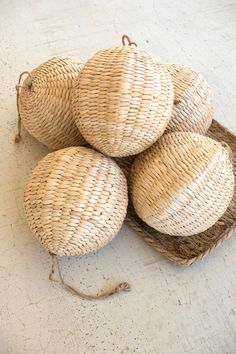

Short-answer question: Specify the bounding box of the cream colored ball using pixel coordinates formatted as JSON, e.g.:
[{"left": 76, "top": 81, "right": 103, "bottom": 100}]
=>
[
  {"left": 72, "top": 44, "right": 174, "bottom": 157},
  {"left": 165, "top": 64, "right": 213, "bottom": 134},
  {"left": 18, "top": 56, "right": 85, "bottom": 149},
  {"left": 131, "top": 132, "right": 234, "bottom": 236},
  {"left": 24, "top": 146, "right": 128, "bottom": 256}
]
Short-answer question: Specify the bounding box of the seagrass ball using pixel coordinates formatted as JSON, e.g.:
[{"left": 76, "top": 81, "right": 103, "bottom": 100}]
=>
[
  {"left": 131, "top": 132, "right": 234, "bottom": 236},
  {"left": 18, "top": 56, "right": 86, "bottom": 149},
  {"left": 24, "top": 146, "right": 128, "bottom": 256},
  {"left": 165, "top": 64, "right": 213, "bottom": 134},
  {"left": 72, "top": 42, "right": 174, "bottom": 157}
]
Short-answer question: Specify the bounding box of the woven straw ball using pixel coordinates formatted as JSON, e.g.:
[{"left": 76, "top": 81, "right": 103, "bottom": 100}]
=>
[
  {"left": 72, "top": 42, "right": 174, "bottom": 157},
  {"left": 24, "top": 146, "right": 128, "bottom": 256},
  {"left": 18, "top": 56, "right": 86, "bottom": 149},
  {"left": 131, "top": 132, "right": 234, "bottom": 236},
  {"left": 165, "top": 64, "right": 213, "bottom": 134}
]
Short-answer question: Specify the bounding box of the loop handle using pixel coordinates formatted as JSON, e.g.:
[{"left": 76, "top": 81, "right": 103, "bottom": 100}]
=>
[
  {"left": 49, "top": 253, "right": 131, "bottom": 300},
  {"left": 122, "top": 34, "right": 137, "bottom": 47},
  {"left": 15, "top": 71, "right": 32, "bottom": 143}
]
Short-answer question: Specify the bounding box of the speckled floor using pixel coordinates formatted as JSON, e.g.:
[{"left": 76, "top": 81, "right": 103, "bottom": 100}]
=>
[{"left": 1, "top": 0, "right": 236, "bottom": 353}]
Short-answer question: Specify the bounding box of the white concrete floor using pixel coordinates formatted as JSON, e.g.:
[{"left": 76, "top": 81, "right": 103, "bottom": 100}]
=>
[{"left": 1, "top": 0, "right": 236, "bottom": 353}]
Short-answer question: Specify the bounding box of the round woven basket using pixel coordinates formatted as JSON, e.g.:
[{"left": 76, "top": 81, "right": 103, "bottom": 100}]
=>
[
  {"left": 24, "top": 146, "right": 128, "bottom": 256},
  {"left": 165, "top": 64, "right": 213, "bottom": 134},
  {"left": 16, "top": 56, "right": 86, "bottom": 149},
  {"left": 72, "top": 36, "right": 174, "bottom": 157},
  {"left": 131, "top": 132, "right": 235, "bottom": 236}
]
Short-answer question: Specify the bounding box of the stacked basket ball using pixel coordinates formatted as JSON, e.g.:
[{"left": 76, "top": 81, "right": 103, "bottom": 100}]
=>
[{"left": 15, "top": 35, "right": 235, "bottom": 299}]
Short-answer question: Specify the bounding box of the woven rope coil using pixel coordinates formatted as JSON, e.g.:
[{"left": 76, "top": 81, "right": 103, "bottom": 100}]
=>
[
  {"left": 165, "top": 64, "right": 213, "bottom": 134},
  {"left": 16, "top": 56, "right": 86, "bottom": 149},
  {"left": 131, "top": 131, "right": 234, "bottom": 236},
  {"left": 24, "top": 146, "right": 128, "bottom": 256},
  {"left": 72, "top": 36, "right": 174, "bottom": 157}
]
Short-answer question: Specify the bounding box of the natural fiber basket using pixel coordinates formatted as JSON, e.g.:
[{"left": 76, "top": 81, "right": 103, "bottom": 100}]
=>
[
  {"left": 165, "top": 64, "right": 213, "bottom": 134},
  {"left": 116, "top": 120, "right": 236, "bottom": 265},
  {"left": 24, "top": 146, "right": 130, "bottom": 299},
  {"left": 72, "top": 35, "right": 174, "bottom": 157},
  {"left": 130, "top": 130, "right": 234, "bottom": 236},
  {"left": 16, "top": 56, "right": 86, "bottom": 149},
  {"left": 24, "top": 146, "right": 128, "bottom": 256}
]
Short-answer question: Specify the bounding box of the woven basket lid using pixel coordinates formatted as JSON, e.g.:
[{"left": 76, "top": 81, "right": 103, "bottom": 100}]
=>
[
  {"left": 72, "top": 37, "right": 174, "bottom": 157},
  {"left": 165, "top": 64, "right": 213, "bottom": 134},
  {"left": 24, "top": 146, "right": 128, "bottom": 256},
  {"left": 131, "top": 132, "right": 235, "bottom": 236},
  {"left": 17, "top": 56, "right": 86, "bottom": 149}
]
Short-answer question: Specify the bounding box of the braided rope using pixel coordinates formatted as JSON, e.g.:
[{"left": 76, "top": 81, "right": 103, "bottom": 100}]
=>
[
  {"left": 15, "top": 71, "right": 32, "bottom": 143},
  {"left": 49, "top": 253, "right": 130, "bottom": 300},
  {"left": 122, "top": 34, "right": 137, "bottom": 47}
]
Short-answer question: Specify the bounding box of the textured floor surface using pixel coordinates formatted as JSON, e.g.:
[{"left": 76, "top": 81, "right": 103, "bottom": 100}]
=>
[{"left": 0, "top": 0, "right": 236, "bottom": 353}]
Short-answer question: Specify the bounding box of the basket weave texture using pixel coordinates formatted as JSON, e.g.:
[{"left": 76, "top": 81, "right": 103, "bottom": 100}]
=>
[
  {"left": 130, "top": 130, "right": 234, "bottom": 236},
  {"left": 24, "top": 146, "right": 128, "bottom": 256},
  {"left": 116, "top": 120, "right": 236, "bottom": 265},
  {"left": 18, "top": 56, "right": 86, "bottom": 149},
  {"left": 72, "top": 45, "right": 174, "bottom": 157},
  {"left": 166, "top": 64, "right": 213, "bottom": 134}
]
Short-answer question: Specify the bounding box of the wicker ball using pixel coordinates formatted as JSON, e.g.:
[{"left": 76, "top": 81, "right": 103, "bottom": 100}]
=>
[
  {"left": 24, "top": 146, "right": 128, "bottom": 256},
  {"left": 131, "top": 132, "right": 234, "bottom": 236},
  {"left": 72, "top": 41, "right": 174, "bottom": 157},
  {"left": 165, "top": 64, "right": 213, "bottom": 134},
  {"left": 18, "top": 56, "right": 86, "bottom": 149}
]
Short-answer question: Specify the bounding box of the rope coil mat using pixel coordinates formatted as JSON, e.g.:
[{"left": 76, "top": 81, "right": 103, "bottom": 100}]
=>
[
  {"left": 49, "top": 253, "right": 130, "bottom": 300},
  {"left": 116, "top": 120, "right": 236, "bottom": 265}
]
